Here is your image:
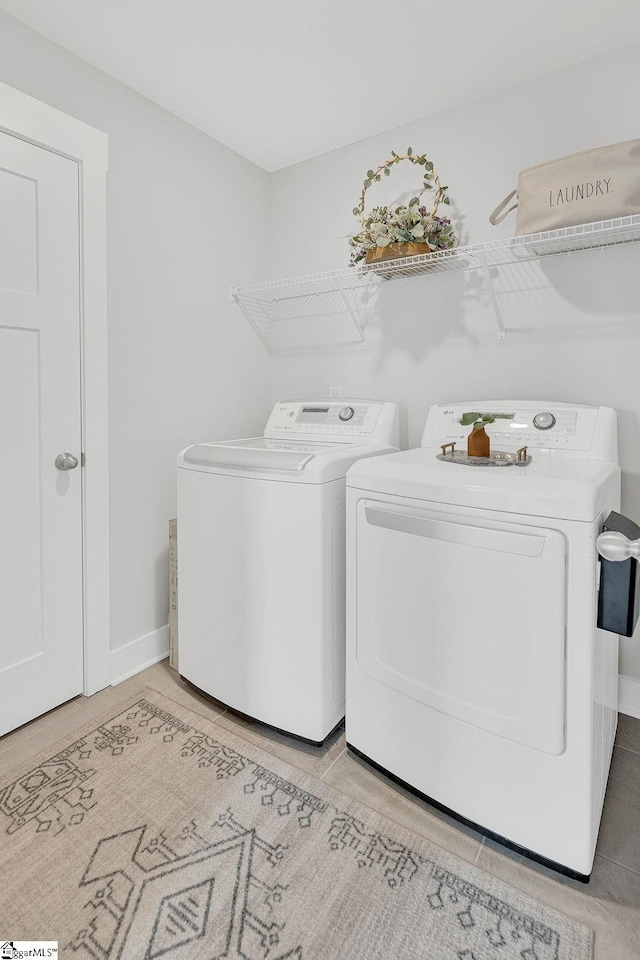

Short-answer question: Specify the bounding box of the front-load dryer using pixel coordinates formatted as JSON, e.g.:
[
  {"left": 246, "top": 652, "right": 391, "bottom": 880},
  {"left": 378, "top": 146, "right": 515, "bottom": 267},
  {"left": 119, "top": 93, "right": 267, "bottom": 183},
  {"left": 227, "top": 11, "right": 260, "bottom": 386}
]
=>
[
  {"left": 178, "top": 399, "right": 399, "bottom": 743},
  {"left": 346, "top": 401, "right": 620, "bottom": 879}
]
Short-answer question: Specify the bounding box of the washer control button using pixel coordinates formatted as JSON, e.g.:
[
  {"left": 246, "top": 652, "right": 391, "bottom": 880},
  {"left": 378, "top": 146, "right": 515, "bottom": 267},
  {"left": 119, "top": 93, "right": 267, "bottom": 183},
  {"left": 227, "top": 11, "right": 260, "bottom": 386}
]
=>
[
  {"left": 339, "top": 406, "right": 355, "bottom": 421},
  {"left": 533, "top": 412, "right": 556, "bottom": 431}
]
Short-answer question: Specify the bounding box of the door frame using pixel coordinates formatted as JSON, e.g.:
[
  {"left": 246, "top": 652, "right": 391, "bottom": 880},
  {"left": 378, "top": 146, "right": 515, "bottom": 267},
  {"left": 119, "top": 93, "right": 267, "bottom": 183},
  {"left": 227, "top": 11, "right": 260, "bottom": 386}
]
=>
[{"left": 0, "top": 80, "right": 110, "bottom": 695}]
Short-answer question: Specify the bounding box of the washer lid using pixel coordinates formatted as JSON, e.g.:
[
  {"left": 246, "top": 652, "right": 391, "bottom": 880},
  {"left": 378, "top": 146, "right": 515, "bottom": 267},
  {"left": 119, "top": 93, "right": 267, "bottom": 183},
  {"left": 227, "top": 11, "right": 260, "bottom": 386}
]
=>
[
  {"left": 347, "top": 447, "right": 621, "bottom": 521},
  {"left": 181, "top": 437, "right": 350, "bottom": 472}
]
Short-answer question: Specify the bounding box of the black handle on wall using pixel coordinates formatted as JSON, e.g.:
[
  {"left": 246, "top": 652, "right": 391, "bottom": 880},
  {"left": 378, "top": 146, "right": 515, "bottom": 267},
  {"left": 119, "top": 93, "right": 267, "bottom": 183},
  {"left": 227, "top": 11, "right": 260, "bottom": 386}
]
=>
[{"left": 597, "top": 511, "right": 640, "bottom": 638}]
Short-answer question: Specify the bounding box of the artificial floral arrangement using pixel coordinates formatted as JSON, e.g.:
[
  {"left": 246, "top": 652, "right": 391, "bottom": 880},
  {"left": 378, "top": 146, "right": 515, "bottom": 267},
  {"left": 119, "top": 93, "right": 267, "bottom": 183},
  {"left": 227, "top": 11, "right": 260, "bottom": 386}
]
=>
[
  {"left": 349, "top": 148, "right": 457, "bottom": 266},
  {"left": 458, "top": 412, "right": 514, "bottom": 432},
  {"left": 458, "top": 411, "right": 514, "bottom": 458}
]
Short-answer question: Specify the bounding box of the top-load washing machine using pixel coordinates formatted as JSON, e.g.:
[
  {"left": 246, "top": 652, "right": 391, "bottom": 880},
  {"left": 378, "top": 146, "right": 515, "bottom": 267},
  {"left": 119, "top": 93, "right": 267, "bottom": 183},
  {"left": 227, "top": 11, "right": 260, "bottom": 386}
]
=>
[
  {"left": 177, "top": 399, "right": 399, "bottom": 744},
  {"left": 346, "top": 400, "right": 620, "bottom": 879}
]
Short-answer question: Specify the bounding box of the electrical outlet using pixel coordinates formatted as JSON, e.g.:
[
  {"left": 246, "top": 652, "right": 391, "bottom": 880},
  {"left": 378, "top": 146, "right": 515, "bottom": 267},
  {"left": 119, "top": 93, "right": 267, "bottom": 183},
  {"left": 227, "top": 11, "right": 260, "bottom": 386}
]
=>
[{"left": 328, "top": 386, "right": 343, "bottom": 398}]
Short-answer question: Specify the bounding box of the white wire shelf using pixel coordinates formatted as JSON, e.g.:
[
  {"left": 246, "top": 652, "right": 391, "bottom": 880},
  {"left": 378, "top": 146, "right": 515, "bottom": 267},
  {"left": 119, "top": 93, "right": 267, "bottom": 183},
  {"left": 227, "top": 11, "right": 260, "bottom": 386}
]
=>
[{"left": 231, "top": 215, "right": 640, "bottom": 350}]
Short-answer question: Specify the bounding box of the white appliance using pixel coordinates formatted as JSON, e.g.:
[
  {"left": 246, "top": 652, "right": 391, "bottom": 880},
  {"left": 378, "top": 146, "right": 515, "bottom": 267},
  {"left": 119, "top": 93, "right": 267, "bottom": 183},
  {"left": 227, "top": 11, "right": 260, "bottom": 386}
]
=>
[
  {"left": 346, "top": 400, "right": 620, "bottom": 879},
  {"left": 177, "top": 399, "right": 399, "bottom": 743}
]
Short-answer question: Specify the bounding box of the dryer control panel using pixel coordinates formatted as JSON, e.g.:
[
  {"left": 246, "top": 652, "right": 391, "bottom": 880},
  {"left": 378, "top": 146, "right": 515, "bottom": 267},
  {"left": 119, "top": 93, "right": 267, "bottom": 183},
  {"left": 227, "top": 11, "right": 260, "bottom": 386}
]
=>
[{"left": 422, "top": 401, "right": 617, "bottom": 461}]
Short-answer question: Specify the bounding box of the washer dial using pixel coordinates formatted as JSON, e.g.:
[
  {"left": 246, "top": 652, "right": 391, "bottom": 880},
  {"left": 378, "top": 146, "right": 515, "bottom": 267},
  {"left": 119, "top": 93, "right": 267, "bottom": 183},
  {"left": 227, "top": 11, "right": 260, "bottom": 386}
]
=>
[
  {"left": 533, "top": 412, "right": 556, "bottom": 431},
  {"left": 339, "top": 406, "right": 355, "bottom": 421}
]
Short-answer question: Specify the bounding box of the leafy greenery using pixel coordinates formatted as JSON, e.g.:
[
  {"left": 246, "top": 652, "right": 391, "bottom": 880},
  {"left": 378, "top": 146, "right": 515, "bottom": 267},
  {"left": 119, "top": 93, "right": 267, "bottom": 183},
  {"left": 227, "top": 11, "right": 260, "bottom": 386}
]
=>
[
  {"left": 349, "top": 149, "right": 456, "bottom": 266},
  {"left": 459, "top": 412, "right": 514, "bottom": 431}
]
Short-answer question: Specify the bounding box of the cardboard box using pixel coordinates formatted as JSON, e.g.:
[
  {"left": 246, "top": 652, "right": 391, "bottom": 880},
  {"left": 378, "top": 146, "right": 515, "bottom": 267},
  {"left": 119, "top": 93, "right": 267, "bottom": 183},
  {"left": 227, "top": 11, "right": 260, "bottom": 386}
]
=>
[{"left": 169, "top": 518, "right": 178, "bottom": 670}]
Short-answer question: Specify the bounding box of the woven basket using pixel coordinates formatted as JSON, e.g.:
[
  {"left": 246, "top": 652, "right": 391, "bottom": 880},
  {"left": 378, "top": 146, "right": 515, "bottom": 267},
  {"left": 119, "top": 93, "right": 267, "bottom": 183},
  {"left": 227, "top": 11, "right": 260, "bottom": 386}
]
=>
[
  {"left": 353, "top": 151, "right": 450, "bottom": 266},
  {"left": 364, "top": 242, "right": 432, "bottom": 265}
]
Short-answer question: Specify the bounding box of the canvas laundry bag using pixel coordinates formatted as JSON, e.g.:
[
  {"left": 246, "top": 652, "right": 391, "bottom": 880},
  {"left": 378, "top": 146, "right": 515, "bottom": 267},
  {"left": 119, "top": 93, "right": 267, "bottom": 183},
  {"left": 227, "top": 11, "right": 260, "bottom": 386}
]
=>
[{"left": 489, "top": 139, "right": 640, "bottom": 235}]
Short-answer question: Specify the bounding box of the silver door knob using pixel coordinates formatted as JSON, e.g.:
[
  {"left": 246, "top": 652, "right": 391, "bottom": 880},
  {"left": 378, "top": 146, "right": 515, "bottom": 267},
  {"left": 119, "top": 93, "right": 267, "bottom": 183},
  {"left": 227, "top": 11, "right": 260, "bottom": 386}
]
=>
[
  {"left": 55, "top": 452, "right": 79, "bottom": 471},
  {"left": 597, "top": 530, "right": 640, "bottom": 562}
]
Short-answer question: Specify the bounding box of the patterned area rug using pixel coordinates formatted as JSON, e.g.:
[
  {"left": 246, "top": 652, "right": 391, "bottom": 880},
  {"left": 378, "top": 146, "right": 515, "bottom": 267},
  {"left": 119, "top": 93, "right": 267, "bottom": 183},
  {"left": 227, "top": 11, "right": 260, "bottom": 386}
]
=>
[{"left": 0, "top": 688, "right": 593, "bottom": 959}]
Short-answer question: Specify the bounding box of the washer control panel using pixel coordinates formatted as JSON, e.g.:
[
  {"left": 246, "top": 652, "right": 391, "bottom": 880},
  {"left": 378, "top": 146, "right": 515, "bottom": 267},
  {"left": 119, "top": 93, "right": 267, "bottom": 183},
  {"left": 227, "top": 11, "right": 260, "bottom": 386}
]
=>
[
  {"left": 295, "top": 403, "right": 369, "bottom": 429},
  {"left": 265, "top": 400, "right": 394, "bottom": 440},
  {"left": 423, "top": 403, "right": 604, "bottom": 453}
]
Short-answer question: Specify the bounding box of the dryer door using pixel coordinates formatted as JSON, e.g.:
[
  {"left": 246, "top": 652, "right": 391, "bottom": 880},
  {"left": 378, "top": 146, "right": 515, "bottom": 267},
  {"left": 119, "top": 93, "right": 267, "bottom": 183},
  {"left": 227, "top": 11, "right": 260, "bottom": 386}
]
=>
[{"left": 355, "top": 498, "right": 567, "bottom": 755}]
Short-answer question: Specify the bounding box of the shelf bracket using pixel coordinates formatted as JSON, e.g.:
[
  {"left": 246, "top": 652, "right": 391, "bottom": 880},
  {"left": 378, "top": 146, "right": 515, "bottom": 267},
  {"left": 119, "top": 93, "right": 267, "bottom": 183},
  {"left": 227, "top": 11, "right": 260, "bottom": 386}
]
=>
[
  {"left": 336, "top": 275, "right": 367, "bottom": 348},
  {"left": 478, "top": 253, "right": 506, "bottom": 340}
]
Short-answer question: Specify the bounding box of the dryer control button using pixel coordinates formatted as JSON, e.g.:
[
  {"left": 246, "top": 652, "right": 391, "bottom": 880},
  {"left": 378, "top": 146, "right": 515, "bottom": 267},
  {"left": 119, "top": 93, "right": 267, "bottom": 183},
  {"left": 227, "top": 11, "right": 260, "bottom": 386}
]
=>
[
  {"left": 533, "top": 412, "right": 556, "bottom": 430},
  {"left": 339, "top": 406, "right": 355, "bottom": 421}
]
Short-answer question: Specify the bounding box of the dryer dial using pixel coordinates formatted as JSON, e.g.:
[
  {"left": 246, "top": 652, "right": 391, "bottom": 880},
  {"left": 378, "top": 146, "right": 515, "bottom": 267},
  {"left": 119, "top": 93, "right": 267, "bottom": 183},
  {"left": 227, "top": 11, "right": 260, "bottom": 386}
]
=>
[
  {"left": 533, "top": 412, "right": 556, "bottom": 431},
  {"left": 339, "top": 406, "right": 355, "bottom": 421}
]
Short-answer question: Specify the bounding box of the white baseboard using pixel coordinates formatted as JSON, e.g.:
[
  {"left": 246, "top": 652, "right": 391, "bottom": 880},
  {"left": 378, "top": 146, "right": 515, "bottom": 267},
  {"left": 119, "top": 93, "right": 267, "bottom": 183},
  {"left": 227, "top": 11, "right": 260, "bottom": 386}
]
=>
[
  {"left": 110, "top": 624, "right": 170, "bottom": 686},
  {"left": 618, "top": 674, "right": 640, "bottom": 720}
]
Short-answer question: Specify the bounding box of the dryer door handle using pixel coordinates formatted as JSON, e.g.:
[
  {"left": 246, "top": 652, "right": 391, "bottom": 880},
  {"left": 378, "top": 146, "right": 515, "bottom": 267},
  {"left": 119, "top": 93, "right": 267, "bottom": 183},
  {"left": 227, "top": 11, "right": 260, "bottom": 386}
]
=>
[{"left": 364, "top": 503, "right": 546, "bottom": 557}]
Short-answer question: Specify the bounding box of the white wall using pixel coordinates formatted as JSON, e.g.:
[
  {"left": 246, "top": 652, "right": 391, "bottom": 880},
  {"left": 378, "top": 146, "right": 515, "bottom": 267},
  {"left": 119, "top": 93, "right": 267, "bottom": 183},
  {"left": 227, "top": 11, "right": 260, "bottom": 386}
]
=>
[
  {"left": 267, "top": 44, "right": 640, "bottom": 696},
  {"left": 0, "top": 12, "right": 272, "bottom": 671}
]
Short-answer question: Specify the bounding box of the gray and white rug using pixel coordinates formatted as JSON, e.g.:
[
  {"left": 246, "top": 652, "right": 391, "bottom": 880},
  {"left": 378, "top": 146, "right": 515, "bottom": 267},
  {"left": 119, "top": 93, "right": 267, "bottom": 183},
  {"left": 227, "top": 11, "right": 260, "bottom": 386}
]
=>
[{"left": 0, "top": 688, "right": 592, "bottom": 959}]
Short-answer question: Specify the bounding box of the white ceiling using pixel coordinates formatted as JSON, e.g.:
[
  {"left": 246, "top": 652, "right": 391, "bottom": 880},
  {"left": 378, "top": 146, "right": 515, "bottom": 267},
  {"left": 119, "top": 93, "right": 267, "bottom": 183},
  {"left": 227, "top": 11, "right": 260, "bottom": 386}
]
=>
[{"left": 1, "top": 0, "right": 639, "bottom": 171}]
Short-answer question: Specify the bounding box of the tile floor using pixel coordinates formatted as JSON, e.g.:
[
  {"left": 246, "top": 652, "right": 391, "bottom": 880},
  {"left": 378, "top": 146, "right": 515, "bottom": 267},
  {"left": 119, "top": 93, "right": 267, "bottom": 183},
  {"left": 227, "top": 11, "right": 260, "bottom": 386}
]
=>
[{"left": 1, "top": 659, "right": 639, "bottom": 959}]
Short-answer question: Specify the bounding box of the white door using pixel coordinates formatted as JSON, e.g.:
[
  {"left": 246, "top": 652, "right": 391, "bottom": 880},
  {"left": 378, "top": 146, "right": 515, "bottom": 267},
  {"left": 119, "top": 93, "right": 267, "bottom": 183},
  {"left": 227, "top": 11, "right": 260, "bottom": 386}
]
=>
[{"left": 0, "top": 132, "right": 83, "bottom": 735}]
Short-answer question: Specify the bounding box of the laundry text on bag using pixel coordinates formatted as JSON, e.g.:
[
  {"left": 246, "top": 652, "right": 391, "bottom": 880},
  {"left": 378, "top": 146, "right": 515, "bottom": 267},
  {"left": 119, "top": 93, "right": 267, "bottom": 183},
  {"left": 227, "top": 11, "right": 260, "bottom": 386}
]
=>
[{"left": 549, "top": 178, "right": 612, "bottom": 207}]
